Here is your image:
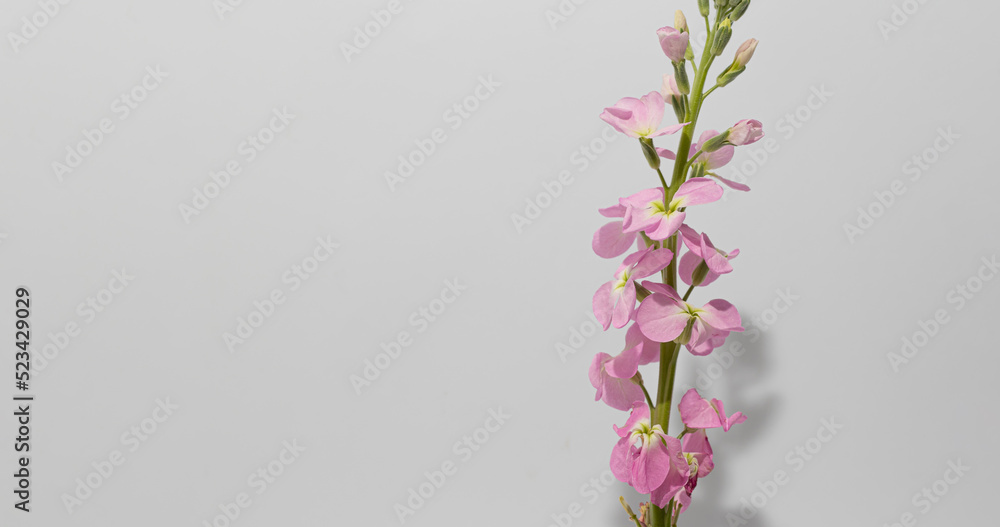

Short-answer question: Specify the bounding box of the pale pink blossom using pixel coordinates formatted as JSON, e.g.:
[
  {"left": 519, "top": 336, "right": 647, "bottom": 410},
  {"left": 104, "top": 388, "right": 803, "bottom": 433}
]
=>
[
  {"left": 678, "top": 224, "right": 739, "bottom": 287},
  {"left": 689, "top": 130, "right": 751, "bottom": 191},
  {"left": 728, "top": 119, "right": 764, "bottom": 146},
  {"left": 620, "top": 178, "right": 724, "bottom": 241},
  {"left": 678, "top": 388, "right": 748, "bottom": 432},
  {"left": 611, "top": 402, "right": 691, "bottom": 494},
  {"left": 600, "top": 92, "right": 688, "bottom": 139},
  {"left": 603, "top": 323, "right": 662, "bottom": 380},
  {"left": 657, "top": 26, "right": 689, "bottom": 62},
  {"left": 592, "top": 203, "right": 637, "bottom": 259},
  {"left": 652, "top": 428, "right": 714, "bottom": 511},
  {"left": 661, "top": 74, "right": 683, "bottom": 102},
  {"left": 634, "top": 281, "right": 743, "bottom": 353},
  {"left": 593, "top": 247, "right": 674, "bottom": 330},
  {"left": 589, "top": 353, "right": 645, "bottom": 411}
]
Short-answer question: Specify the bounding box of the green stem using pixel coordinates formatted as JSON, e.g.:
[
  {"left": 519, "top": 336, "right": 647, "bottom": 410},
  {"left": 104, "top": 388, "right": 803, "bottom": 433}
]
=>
[
  {"left": 684, "top": 148, "right": 705, "bottom": 174},
  {"left": 640, "top": 381, "right": 655, "bottom": 411},
  {"left": 656, "top": 167, "right": 670, "bottom": 192},
  {"left": 681, "top": 284, "right": 695, "bottom": 302},
  {"left": 649, "top": 14, "right": 722, "bottom": 527}
]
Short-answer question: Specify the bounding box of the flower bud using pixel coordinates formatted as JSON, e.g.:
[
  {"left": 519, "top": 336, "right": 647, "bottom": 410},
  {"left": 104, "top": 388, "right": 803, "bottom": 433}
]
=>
[
  {"left": 689, "top": 161, "right": 706, "bottom": 180},
  {"left": 657, "top": 26, "right": 690, "bottom": 63},
  {"left": 620, "top": 497, "right": 637, "bottom": 518},
  {"left": 672, "top": 61, "right": 691, "bottom": 95},
  {"left": 691, "top": 261, "right": 710, "bottom": 286},
  {"left": 699, "top": 130, "right": 730, "bottom": 152},
  {"left": 699, "top": 0, "right": 710, "bottom": 17},
  {"left": 675, "top": 10, "right": 689, "bottom": 33},
  {"left": 661, "top": 74, "right": 687, "bottom": 122},
  {"left": 677, "top": 318, "right": 696, "bottom": 346},
  {"left": 714, "top": 0, "right": 730, "bottom": 8},
  {"left": 711, "top": 19, "right": 732, "bottom": 56},
  {"left": 716, "top": 66, "right": 744, "bottom": 87},
  {"left": 727, "top": 119, "right": 764, "bottom": 146},
  {"left": 661, "top": 74, "right": 682, "bottom": 100},
  {"left": 640, "top": 138, "right": 661, "bottom": 170},
  {"left": 731, "top": 0, "right": 751, "bottom": 21},
  {"left": 732, "top": 38, "right": 758, "bottom": 69}
]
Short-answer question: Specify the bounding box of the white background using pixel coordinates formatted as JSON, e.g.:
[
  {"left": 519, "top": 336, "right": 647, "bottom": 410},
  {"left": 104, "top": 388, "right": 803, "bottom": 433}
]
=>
[{"left": 1, "top": 0, "right": 998, "bottom": 525}]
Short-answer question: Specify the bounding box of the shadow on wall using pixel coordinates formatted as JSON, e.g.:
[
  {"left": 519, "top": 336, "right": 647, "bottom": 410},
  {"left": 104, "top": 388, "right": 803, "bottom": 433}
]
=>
[{"left": 601, "top": 331, "right": 781, "bottom": 527}]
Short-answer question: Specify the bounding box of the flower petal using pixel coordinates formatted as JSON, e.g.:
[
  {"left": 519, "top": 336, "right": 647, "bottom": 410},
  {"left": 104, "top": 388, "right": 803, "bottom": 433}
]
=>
[
  {"left": 712, "top": 174, "right": 751, "bottom": 192},
  {"left": 674, "top": 177, "right": 724, "bottom": 207},
  {"left": 698, "top": 299, "right": 743, "bottom": 332},
  {"left": 592, "top": 282, "right": 616, "bottom": 330},
  {"left": 679, "top": 389, "right": 724, "bottom": 429},
  {"left": 611, "top": 280, "right": 637, "bottom": 329},
  {"left": 636, "top": 294, "right": 690, "bottom": 342},
  {"left": 593, "top": 221, "right": 638, "bottom": 259},
  {"left": 632, "top": 247, "right": 674, "bottom": 278}
]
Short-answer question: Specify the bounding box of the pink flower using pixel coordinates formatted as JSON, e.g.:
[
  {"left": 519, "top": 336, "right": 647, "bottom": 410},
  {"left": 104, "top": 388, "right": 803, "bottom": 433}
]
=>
[
  {"left": 686, "top": 330, "right": 730, "bottom": 356},
  {"left": 611, "top": 402, "right": 691, "bottom": 494},
  {"left": 593, "top": 247, "right": 674, "bottom": 330},
  {"left": 661, "top": 74, "right": 683, "bottom": 102},
  {"left": 728, "top": 119, "right": 764, "bottom": 146},
  {"left": 688, "top": 130, "right": 751, "bottom": 191},
  {"left": 589, "top": 353, "right": 645, "bottom": 411},
  {"left": 621, "top": 178, "right": 724, "bottom": 241},
  {"left": 682, "top": 428, "right": 715, "bottom": 478},
  {"left": 603, "top": 323, "right": 662, "bottom": 380},
  {"left": 678, "top": 225, "right": 739, "bottom": 287},
  {"left": 634, "top": 282, "right": 743, "bottom": 353},
  {"left": 652, "top": 429, "right": 714, "bottom": 511},
  {"left": 678, "top": 388, "right": 747, "bottom": 431},
  {"left": 600, "top": 92, "right": 688, "bottom": 139},
  {"left": 657, "top": 26, "right": 689, "bottom": 63},
  {"left": 592, "top": 203, "right": 637, "bottom": 259},
  {"left": 690, "top": 130, "right": 734, "bottom": 170}
]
